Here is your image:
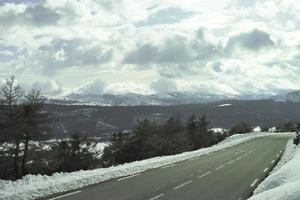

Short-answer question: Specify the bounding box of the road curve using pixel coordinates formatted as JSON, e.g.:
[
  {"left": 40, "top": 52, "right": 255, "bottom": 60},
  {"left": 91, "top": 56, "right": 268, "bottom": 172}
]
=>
[{"left": 46, "top": 135, "right": 291, "bottom": 200}]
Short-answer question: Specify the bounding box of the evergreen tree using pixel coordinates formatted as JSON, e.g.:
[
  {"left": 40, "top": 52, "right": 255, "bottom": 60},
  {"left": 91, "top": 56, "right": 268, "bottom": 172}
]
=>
[{"left": 230, "top": 121, "right": 252, "bottom": 134}]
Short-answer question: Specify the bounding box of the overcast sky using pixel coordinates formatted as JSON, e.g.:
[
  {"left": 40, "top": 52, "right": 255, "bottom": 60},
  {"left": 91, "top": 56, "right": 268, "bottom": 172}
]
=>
[{"left": 0, "top": 0, "right": 300, "bottom": 97}]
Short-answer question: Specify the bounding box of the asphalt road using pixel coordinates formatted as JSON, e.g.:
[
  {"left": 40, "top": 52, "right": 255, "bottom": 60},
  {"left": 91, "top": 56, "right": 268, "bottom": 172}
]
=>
[{"left": 47, "top": 135, "right": 291, "bottom": 200}]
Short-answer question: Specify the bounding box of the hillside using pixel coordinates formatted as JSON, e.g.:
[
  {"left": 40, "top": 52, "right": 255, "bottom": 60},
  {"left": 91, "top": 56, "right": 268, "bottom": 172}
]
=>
[{"left": 44, "top": 100, "right": 300, "bottom": 138}]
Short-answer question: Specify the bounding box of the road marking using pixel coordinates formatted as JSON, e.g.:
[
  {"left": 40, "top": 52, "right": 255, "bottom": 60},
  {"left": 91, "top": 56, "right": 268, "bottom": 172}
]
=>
[
  {"left": 117, "top": 173, "right": 140, "bottom": 181},
  {"left": 271, "top": 160, "right": 275, "bottom": 164},
  {"left": 161, "top": 164, "right": 175, "bottom": 169},
  {"left": 189, "top": 157, "right": 198, "bottom": 161},
  {"left": 216, "top": 164, "right": 224, "bottom": 170},
  {"left": 238, "top": 198, "right": 242, "bottom": 200},
  {"left": 263, "top": 167, "right": 268, "bottom": 172},
  {"left": 236, "top": 156, "right": 242, "bottom": 160},
  {"left": 49, "top": 191, "right": 81, "bottom": 200},
  {"left": 227, "top": 160, "right": 234, "bottom": 165},
  {"left": 198, "top": 171, "right": 211, "bottom": 178},
  {"left": 149, "top": 193, "right": 165, "bottom": 200},
  {"left": 276, "top": 154, "right": 279, "bottom": 157},
  {"left": 250, "top": 178, "right": 259, "bottom": 187},
  {"left": 280, "top": 150, "right": 282, "bottom": 153},
  {"left": 174, "top": 180, "right": 192, "bottom": 190}
]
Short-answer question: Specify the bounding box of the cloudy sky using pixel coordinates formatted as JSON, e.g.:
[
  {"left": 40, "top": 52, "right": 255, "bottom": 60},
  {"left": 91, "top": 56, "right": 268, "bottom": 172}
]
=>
[{"left": 1, "top": 0, "right": 300, "bottom": 97}]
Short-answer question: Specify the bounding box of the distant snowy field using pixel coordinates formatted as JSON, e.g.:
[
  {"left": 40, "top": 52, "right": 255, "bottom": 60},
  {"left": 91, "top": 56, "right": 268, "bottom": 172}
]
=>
[
  {"left": 249, "top": 137, "right": 300, "bottom": 200},
  {"left": 0, "top": 132, "right": 293, "bottom": 200}
]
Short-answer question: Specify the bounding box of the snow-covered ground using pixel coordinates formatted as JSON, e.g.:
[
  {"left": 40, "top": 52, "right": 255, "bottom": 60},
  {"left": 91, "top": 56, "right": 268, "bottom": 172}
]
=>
[
  {"left": 248, "top": 136, "right": 300, "bottom": 200},
  {"left": 0, "top": 132, "right": 290, "bottom": 200}
]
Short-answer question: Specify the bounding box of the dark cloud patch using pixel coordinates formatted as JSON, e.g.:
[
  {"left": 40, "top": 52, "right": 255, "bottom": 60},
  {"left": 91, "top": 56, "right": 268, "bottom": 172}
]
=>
[
  {"left": 137, "top": 7, "right": 194, "bottom": 27},
  {"left": 226, "top": 29, "right": 274, "bottom": 54},
  {"left": 25, "top": 5, "right": 61, "bottom": 26},
  {"left": 211, "top": 62, "right": 223, "bottom": 72},
  {"left": 123, "top": 44, "right": 158, "bottom": 65},
  {"left": 0, "top": 4, "right": 61, "bottom": 28},
  {"left": 0, "top": 0, "right": 44, "bottom": 6},
  {"left": 35, "top": 38, "right": 113, "bottom": 75},
  {"left": 150, "top": 78, "right": 177, "bottom": 92},
  {"left": 124, "top": 36, "right": 192, "bottom": 66},
  {"left": 124, "top": 32, "right": 219, "bottom": 68}
]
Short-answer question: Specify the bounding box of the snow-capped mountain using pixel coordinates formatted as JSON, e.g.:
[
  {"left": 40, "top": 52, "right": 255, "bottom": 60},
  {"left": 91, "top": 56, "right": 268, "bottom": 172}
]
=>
[
  {"left": 272, "top": 90, "right": 300, "bottom": 103},
  {"left": 48, "top": 92, "right": 236, "bottom": 106},
  {"left": 45, "top": 91, "right": 278, "bottom": 106}
]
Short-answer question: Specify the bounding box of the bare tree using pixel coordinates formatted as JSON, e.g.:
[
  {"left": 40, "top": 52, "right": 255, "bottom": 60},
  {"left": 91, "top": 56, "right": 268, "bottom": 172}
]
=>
[
  {"left": 0, "top": 75, "right": 24, "bottom": 179},
  {"left": 20, "top": 89, "right": 53, "bottom": 176}
]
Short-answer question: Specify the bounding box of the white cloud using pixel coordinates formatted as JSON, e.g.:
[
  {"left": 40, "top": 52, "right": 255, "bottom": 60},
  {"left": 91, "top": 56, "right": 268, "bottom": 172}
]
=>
[
  {"left": 150, "top": 78, "right": 177, "bottom": 93},
  {"left": 1, "top": 0, "right": 300, "bottom": 97},
  {"left": 77, "top": 79, "right": 107, "bottom": 95}
]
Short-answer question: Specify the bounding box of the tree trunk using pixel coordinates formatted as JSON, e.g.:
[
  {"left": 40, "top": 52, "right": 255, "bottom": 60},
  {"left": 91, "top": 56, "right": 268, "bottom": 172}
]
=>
[
  {"left": 21, "top": 133, "right": 29, "bottom": 176},
  {"left": 13, "top": 139, "right": 20, "bottom": 179}
]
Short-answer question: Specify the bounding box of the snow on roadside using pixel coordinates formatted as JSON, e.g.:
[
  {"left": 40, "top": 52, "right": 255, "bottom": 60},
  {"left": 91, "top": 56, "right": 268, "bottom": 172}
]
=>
[
  {"left": 270, "top": 138, "right": 296, "bottom": 173},
  {"left": 0, "top": 132, "right": 289, "bottom": 200},
  {"left": 248, "top": 136, "right": 300, "bottom": 200}
]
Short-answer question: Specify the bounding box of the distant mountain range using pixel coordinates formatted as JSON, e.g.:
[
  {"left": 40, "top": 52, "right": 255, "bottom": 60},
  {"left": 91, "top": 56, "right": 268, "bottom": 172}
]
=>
[
  {"left": 272, "top": 91, "right": 300, "bottom": 103},
  {"left": 44, "top": 99, "right": 300, "bottom": 139},
  {"left": 46, "top": 91, "right": 281, "bottom": 106}
]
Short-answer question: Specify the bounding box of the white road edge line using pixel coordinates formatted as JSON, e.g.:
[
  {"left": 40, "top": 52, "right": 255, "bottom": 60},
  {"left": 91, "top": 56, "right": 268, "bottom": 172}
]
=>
[
  {"left": 189, "top": 157, "right": 198, "bottom": 161},
  {"left": 49, "top": 190, "right": 81, "bottom": 200},
  {"left": 161, "top": 164, "right": 175, "bottom": 169},
  {"left": 149, "top": 193, "right": 165, "bottom": 200},
  {"left": 198, "top": 171, "right": 211, "bottom": 178},
  {"left": 117, "top": 173, "right": 140, "bottom": 181},
  {"left": 216, "top": 164, "right": 224, "bottom": 170},
  {"left": 271, "top": 160, "right": 275, "bottom": 164},
  {"left": 263, "top": 167, "right": 268, "bottom": 172},
  {"left": 174, "top": 180, "right": 192, "bottom": 190},
  {"left": 250, "top": 178, "right": 259, "bottom": 187}
]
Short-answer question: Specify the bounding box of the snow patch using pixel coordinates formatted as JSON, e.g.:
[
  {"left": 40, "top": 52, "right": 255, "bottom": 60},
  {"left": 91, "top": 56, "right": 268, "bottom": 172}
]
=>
[
  {"left": 217, "top": 103, "right": 232, "bottom": 107},
  {"left": 249, "top": 135, "right": 299, "bottom": 200},
  {"left": 0, "top": 132, "right": 288, "bottom": 200}
]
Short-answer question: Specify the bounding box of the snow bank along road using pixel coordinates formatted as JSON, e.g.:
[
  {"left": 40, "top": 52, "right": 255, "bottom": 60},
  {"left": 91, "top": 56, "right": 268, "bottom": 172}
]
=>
[{"left": 46, "top": 135, "right": 290, "bottom": 200}]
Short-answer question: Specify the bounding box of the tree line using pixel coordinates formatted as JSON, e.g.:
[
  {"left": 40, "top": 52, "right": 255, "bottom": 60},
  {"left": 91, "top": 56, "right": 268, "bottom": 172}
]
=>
[{"left": 101, "top": 115, "right": 228, "bottom": 167}]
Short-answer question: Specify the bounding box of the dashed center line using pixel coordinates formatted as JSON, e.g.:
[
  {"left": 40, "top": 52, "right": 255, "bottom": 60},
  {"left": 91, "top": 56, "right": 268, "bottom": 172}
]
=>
[
  {"left": 263, "top": 167, "right": 268, "bottom": 172},
  {"left": 198, "top": 171, "right": 211, "bottom": 178},
  {"left": 227, "top": 160, "right": 235, "bottom": 165},
  {"left": 174, "top": 180, "right": 192, "bottom": 190},
  {"left": 161, "top": 164, "right": 175, "bottom": 169},
  {"left": 236, "top": 156, "right": 242, "bottom": 160},
  {"left": 271, "top": 160, "right": 275, "bottom": 164},
  {"left": 149, "top": 193, "right": 165, "bottom": 200},
  {"left": 216, "top": 164, "right": 224, "bottom": 170},
  {"left": 250, "top": 178, "right": 259, "bottom": 187},
  {"left": 49, "top": 190, "right": 81, "bottom": 200},
  {"left": 117, "top": 173, "right": 140, "bottom": 181}
]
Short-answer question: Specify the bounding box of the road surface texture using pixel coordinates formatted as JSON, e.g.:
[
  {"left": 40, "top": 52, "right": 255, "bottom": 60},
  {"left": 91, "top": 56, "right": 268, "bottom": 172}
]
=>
[{"left": 47, "top": 135, "right": 290, "bottom": 200}]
